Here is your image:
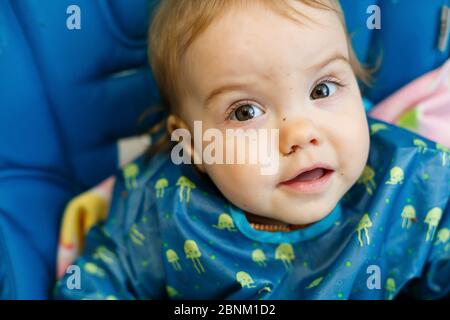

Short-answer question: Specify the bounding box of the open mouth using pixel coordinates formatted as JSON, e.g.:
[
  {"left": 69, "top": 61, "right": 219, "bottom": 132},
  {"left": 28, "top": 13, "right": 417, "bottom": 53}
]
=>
[
  {"left": 295, "top": 168, "right": 331, "bottom": 182},
  {"left": 280, "top": 166, "right": 335, "bottom": 193}
]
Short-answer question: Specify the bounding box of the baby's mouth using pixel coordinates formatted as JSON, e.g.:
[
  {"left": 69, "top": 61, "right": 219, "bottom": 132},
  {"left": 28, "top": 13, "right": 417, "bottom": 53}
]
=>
[
  {"left": 294, "top": 168, "right": 329, "bottom": 181},
  {"left": 279, "top": 166, "right": 335, "bottom": 194}
]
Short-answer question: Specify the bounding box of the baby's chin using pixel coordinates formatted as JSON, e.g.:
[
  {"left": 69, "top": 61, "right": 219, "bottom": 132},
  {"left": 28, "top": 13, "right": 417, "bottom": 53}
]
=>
[
  {"left": 239, "top": 196, "right": 339, "bottom": 227},
  {"left": 276, "top": 204, "right": 336, "bottom": 226}
]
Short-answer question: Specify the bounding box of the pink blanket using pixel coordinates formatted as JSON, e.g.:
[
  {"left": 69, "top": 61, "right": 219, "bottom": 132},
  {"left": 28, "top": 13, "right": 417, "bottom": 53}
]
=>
[{"left": 370, "top": 59, "right": 450, "bottom": 147}]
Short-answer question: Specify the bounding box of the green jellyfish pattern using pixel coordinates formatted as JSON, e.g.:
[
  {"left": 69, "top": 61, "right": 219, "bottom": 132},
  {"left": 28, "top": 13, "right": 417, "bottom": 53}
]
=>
[
  {"left": 396, "top": 107, "right": 419, "bottom": 131},
  {"left": 176, "top": 176, "right": 196, "bottom": 203},
  {"left": 93, "top": 246, "right": 116, "bottom": 265},
  {"left": 251, "top": 249, "right": 267, "bottom": 267},
  {"left": 129, "top": 224, "right": 145, "bottom": 246},
  {"left": 355, "top": 213, "right": 372, "bottom": 247},
  {"left": 357, "top": 165, "right": 376, "bottom": 195},
  {"left": 166, "top": 249, "right": 182, "bottom": 271},
  {"left": 385, "top": 277, "right": 396, "bottom": 300},
  {"left": 424, "top": 207, "right": 443, "bottom": 242},
  {"left": 400, "top": 205, "right": 416, "bottom": 229},
  {"left": 370, "top": 123, "right": 388, "bottom": 135},
  {"left": 184, "top": 240, "right": 205, "bottom": 274},
  {"left": 258, "top": 286, "right": 272, "bottom": 294},
  {"left": 155, "top": 178, "right": 169, "bottom": 198},
  {"left": 213, "top": 213, "right": 237, "bottom": 231},
  {"left": 413, "top": 138, "right": 427, "bottom": 153},
  {"left": 236, "top": 271, "right": 256, "bottom": 288},
  {"left": 305, "top": 276, "right": 324, "bottom": 289},
  {"left": 385, "top": 166, "right": 404, "bottom": 185},
  {"left": 436, "top": 143, "right": 450, "bottom": 166},
  {"left": 123, "top": 163, "right": 139, "bottom": 190},
  {"left": 166, "top": 286, "right": 181, "bottom": 298},
  {"left": 434, "top": 228, "right": 449, "bottom": 246},
  {"left": 275, "top": 243, "right": 295, "bottom": 270},
  {"left": 84, "top": 262, "right": 105, "bottom": 277}
]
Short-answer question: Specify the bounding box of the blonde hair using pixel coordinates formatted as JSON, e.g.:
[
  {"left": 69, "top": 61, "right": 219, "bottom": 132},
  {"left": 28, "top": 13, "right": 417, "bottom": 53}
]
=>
[
  {"left": 149, "top": 0, "right": 370, "bottom": 110},
  {"left": 145, "top": 0, "right": 372, "bottom": 156}
]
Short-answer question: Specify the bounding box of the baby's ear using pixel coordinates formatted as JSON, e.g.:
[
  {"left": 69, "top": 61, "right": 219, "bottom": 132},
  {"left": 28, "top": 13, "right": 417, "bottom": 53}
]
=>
[
  {"left": 166, "top": 114, "right": 186, "bottom": 135},
  {"left": 166, "top": 115, "right": 206, "bottom": 173}
]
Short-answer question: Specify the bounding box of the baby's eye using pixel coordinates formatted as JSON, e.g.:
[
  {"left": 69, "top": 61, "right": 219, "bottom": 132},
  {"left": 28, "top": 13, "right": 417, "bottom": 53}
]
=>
[
  {"left": 229, "top": 103, "right": 265, "bottom": 121},
  {"left": 310, "top": 81, "right": 338, "bottom": 100}
]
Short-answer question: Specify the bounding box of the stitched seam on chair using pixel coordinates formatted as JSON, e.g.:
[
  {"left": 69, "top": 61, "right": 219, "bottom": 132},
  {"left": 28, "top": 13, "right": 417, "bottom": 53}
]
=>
[
  {"left": 0, "top": 169, "right": 79, "bottom": 193},
  {"left": 97, "top": 0, "right": 148, "bottom": 48}
]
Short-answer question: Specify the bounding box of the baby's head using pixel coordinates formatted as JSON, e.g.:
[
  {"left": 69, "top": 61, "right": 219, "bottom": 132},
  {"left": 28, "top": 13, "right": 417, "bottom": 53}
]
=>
[{"left": 148, "top": 0, "right": 370, "bottom": 225}]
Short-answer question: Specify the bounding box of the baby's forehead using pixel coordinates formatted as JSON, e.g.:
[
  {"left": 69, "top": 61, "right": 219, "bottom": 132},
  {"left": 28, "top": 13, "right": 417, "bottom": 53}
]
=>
[
  {"left": 181, "top": 2, "right": 349, "bottom": 91},
  {"left": 187, "top": 2, "right": 346, "bottom": 60}
]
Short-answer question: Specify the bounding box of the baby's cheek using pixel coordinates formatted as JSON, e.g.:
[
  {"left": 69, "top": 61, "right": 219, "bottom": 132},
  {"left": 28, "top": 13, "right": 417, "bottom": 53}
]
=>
[
  {"left": 206, "top": 163, "right": 271, "bottom": 209},
  {"left": 313, "top": 99, "right": 369, "bottom": 194},
  {"left": 335, "top": 114, "right": 370, "bottom": 183}
]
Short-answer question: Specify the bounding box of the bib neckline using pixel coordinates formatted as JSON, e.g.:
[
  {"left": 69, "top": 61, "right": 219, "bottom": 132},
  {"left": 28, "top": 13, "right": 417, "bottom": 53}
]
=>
[{"left": 229, "top": 203, "right": 342, "bottom": 244}]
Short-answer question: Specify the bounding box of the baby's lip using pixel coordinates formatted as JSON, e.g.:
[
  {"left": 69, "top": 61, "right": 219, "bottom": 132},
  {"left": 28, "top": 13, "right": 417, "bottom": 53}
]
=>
[
  {"left": 278, "top": 164, "right": 335, "bottom": 194},
  {"left": 279, "top": 164, "right": 335, "bottom": 185}
]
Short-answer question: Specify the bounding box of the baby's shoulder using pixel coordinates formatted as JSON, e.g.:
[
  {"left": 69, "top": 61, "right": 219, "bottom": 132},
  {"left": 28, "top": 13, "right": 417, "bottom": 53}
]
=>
[
  {"left": 104, "top": 152, "right": 177, "bottom": 229},
  {"left": 367, "top": 118, "right": 449, "bottom": 184},
  {"left": 346, "top": 118, "right": 449, "bottom": 215},
  {"left": 112, "top": 150, "right": 212, "bottom": 221},
  {"left": 117, "top": 152, "right": 173, "bottom": 189},
  {"left": 368, "top": 117, "right": 448, "bottom": 155}
]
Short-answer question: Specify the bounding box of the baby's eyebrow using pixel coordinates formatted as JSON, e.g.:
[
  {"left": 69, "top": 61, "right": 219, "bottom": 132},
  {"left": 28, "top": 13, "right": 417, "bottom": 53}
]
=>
[
  {"left": 308, "top": 51, "right": 350, "bottom": 71},
  {"left": 204, "top": 82, "right": 254, "bottom": 107},
  {"left": 204, "top": 52, "right": 349, "bottom": 107}
]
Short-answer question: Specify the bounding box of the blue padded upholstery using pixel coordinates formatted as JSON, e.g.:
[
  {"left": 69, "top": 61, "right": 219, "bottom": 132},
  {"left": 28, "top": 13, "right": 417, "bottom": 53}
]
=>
[
  {"left": 0, "top": 0, "right": 160, "bottom": 299},
  {"left": 0, "top": 0, "right": 448, "bottom": 299},
  {"left": 341, "top": 0, "right": 450, "bottom": 102}
]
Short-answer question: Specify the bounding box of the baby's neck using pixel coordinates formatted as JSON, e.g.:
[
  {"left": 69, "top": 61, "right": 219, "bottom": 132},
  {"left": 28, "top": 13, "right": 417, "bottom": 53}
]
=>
[{"left": 245, "top": 212, "right": 310, "bottom": 232}]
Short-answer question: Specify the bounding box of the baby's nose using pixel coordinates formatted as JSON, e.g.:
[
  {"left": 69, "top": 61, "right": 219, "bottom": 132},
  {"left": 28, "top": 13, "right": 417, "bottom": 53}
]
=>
[{"left": 279, "top": 119, "right": 322, "bottom": 156}]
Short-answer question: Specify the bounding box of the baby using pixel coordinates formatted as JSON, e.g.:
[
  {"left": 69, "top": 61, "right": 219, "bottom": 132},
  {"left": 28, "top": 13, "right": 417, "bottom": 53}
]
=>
[{"left": 55, "top": 0, "right": 449, "bottom": 299}]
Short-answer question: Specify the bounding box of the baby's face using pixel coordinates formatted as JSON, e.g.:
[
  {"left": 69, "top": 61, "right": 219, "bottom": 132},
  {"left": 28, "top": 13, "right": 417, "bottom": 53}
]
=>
[{"left": 177, "top": 0, "right": 370, "bottom": 225}]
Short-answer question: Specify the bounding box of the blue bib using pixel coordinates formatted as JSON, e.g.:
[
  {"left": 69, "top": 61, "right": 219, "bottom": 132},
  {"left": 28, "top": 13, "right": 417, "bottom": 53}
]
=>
[{"left": 54, "top": 118, "right": 450, "bottom": 300}]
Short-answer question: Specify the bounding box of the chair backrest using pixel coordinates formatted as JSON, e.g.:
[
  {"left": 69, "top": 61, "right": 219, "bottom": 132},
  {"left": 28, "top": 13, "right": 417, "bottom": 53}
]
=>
[
  {"left": 341, "top": 0, "right": 450, "bottom": 103},
  {"left": 0, "top": 0, "right": 159, "bottom": 299}
]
